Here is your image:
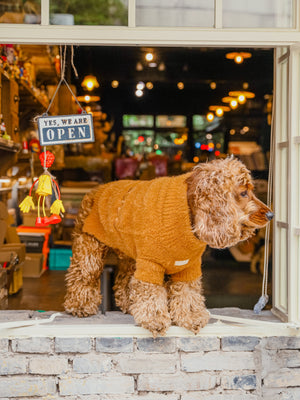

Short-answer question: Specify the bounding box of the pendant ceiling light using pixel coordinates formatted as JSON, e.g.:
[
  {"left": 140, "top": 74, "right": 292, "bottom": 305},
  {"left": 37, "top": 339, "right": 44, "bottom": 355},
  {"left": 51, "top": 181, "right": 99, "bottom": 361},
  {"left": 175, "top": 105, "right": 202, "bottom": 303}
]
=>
[
  {"left": 209, "top": 105, "right": 231, "bottom": 117},
  {"left": 228, "top": 90, "right": 255, "bottom": 99},
  {"left": 77, "top": 95, "right": 100, "bottom": 103},
  {"left": 225, "top": 52, "right": 252, "bottom": 64},
  {"left": 81, "top": 74, "right": 100, "bottom": 91}
]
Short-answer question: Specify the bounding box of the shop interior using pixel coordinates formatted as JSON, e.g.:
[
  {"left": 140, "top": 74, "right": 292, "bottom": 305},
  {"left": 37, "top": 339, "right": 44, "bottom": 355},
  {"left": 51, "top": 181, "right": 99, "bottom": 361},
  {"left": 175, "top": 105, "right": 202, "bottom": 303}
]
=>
[{"left": 0, "top": 44, "right": 273, "bottom": 313}]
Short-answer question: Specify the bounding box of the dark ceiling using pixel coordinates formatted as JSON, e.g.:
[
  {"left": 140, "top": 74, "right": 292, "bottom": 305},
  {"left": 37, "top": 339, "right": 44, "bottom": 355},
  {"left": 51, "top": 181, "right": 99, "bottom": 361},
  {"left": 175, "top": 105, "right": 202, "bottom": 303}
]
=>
[{"left": 72, "top": 46, "right": 273, "bottom": 117}]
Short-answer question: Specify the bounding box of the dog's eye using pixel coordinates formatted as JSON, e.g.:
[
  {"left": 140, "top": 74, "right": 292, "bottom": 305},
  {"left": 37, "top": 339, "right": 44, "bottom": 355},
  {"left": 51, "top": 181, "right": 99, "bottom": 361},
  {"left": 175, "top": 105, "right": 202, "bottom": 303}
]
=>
[{"left": 240, "top": 190, "right": 248, "bottom": 198}]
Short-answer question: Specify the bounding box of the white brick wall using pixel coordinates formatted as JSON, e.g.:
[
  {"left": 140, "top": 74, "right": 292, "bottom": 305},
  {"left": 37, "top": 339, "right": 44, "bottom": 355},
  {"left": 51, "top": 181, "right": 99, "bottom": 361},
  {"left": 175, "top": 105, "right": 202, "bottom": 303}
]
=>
[
  {"left": 181, "top": 351, "right": 255, "bottom": 371},
  {"left": 59, "top": 375, "right": 135, "bottom": 395},
  {"left": 0, "top": 334, "right": 299, "bottom": 398},
  {"left": 138, "top": 372, "right": 218, "bottom": 391},
  {"left": 29, "top": 356, "right": 69, "bottom": 375},
  {"left": 0, "top": 376, "right": 56, "bottom": 397}
]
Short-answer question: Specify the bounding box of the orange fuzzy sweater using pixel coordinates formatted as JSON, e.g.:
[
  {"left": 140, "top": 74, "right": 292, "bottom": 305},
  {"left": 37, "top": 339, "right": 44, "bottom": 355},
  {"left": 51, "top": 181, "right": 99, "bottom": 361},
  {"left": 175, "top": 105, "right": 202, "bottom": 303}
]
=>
[{"left": 83, "top": 173, "right": 207, "bottom": 285}]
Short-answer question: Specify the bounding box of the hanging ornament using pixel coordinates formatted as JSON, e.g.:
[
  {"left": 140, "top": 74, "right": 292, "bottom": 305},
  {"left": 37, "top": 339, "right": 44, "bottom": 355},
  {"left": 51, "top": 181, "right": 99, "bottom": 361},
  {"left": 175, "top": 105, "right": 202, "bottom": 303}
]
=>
[{"left": 19, "top": 150, "right": 65, "bottom": 227}]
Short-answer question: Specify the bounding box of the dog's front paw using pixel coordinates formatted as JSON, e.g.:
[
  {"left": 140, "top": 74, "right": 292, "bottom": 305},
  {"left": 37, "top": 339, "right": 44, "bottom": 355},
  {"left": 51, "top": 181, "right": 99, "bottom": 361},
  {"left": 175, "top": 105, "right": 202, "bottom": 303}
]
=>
[
  {"left": 168, "top": 278, "right": 210, "bottom": 334},
  {"left": 173, "top": 307, "right": 210, "bottom": 334},
  {"left": 129, "top": 277, "right": 171, "bottom": 337},
  {"left": 64, "top": 286, "right": 102, "bottom": 317}
]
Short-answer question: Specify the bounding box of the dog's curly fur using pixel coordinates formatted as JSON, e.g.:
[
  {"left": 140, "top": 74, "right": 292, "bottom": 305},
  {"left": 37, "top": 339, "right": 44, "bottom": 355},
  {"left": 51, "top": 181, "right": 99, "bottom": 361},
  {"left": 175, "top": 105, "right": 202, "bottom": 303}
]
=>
[{"left": 64, "top": 157, "right": 273, "bottom": 337}]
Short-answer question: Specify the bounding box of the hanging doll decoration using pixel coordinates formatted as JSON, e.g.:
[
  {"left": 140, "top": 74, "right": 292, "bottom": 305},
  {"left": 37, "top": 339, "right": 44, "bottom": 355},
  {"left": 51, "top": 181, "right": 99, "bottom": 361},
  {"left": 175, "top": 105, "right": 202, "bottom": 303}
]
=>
[
  {"left": 19, "top": 150, "right": 65, "bottom": 227},
  {"left": 19, "top": 45, "right": 89, "bottom": 228}
]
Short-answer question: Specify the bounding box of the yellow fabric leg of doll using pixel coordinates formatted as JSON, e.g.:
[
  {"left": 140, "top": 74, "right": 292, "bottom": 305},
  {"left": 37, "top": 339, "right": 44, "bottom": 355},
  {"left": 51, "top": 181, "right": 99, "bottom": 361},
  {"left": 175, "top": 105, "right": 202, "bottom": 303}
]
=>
[
  {"left": 37, "top": 196, "right": 41, "bottom": 218},
  {"left": 35, "top": 196, "right": 49, "bottom": 226},
  {"left": 42, "top": 196, "right": 46, "bottom": 217}
]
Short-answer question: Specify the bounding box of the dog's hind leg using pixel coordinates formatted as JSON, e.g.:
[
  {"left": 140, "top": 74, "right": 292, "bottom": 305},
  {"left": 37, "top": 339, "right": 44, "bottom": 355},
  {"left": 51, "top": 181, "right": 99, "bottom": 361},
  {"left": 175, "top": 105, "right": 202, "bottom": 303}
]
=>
[
  {"left": 167, "top": 277, "right": 210, "bottom": 334},
  {"left": 64, "top": 233, "right": 108, "bottom": 317},
  {"left": 64, "top": 189, "right": 108, "bottom": 317},
  {"left": 113, "top": 255, "right": 136, "bottom": 313}
]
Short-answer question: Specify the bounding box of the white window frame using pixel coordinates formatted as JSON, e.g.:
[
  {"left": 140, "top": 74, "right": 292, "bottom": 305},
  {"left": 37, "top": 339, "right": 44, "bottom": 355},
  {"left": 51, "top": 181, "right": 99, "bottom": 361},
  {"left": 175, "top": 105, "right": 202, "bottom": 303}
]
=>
[
  {"left": 1, "top": 0, "right": 300, "bottom": 333},
  {"left": 0, "top": 0, "right": 299, "bottom": 46}
]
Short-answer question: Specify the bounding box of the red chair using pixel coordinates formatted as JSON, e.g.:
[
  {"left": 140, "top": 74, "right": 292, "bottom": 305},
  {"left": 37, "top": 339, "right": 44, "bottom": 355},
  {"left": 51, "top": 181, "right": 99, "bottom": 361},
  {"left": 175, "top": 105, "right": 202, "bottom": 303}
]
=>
[
  {"left": 148, "top": 155, "right": 168, "bottom": 177},
  {"left": 115, "top": 158, "right": 139, "bottom": 179}
]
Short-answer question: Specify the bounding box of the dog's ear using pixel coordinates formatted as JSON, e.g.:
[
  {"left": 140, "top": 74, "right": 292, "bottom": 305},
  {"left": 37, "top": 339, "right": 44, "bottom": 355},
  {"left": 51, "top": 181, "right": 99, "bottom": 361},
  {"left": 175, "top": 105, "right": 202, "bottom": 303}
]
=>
[{"left": 186, "top": 164, "right": 243, "bottom": 248}]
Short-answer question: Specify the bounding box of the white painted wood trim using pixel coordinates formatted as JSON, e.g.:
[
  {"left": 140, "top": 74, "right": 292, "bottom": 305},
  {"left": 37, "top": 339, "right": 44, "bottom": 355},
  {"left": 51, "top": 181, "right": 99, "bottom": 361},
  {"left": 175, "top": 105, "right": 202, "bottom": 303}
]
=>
[
  {"left": 273, "top": 48, "right": 289, "bottom": 319},
  {"left": 1, "top": 25, "right": 300, "bottom": 46},
  {"left": 41, "top": 0, "right": 49, "bottom": 26},
  {"left": 0, "top": 321, "right": 299, "bottom": 338},
  {"left": 128, "top": 0, "right": 136, "bottom": 28},
  {"left": 287, "top": 46, "right": 300, "bottom": 322},
  {"left": 214, "top": 0, "right": 222, "bottom": 29}
]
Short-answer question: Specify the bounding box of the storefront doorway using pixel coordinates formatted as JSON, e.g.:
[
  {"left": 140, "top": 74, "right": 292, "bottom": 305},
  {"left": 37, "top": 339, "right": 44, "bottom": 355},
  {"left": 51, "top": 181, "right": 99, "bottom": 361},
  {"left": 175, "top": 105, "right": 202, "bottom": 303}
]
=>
[{"left": 1, "top": 44, "right": 274, "bottom": 312}]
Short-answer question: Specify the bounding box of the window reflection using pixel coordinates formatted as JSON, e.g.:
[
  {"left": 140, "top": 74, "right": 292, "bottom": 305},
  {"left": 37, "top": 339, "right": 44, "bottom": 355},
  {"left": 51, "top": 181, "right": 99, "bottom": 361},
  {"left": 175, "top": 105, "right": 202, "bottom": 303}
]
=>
[
  {"left": 136, "top": 0, "right": 214, "bottom": 27},
  {"left": 50, "top": 0, "right": 128, "bottom": 26},
  {"left": 0, "top": 0, "right": 41, "bottom": 24},
  {"left": 223, "top": 0, "right": 293, "bottom": 29}
]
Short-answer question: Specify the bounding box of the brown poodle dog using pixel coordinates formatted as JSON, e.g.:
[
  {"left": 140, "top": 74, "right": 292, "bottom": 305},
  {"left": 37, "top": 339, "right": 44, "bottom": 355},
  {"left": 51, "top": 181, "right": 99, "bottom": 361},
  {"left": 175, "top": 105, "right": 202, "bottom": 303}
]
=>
[{"left": 64, "top": 157, "right": 273, "bottom": 337}]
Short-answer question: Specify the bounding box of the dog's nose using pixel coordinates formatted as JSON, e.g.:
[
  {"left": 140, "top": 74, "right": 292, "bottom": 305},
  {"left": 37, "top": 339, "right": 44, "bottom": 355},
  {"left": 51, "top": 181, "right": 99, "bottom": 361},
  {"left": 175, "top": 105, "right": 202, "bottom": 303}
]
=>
[{"left": 266, "top": 211, "right": 274, "bottom": 221}]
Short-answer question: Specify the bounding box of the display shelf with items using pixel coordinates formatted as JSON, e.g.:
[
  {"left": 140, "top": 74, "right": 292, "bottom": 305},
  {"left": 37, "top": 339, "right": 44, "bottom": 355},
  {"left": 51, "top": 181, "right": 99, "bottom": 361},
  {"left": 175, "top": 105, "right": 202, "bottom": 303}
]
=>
[
  {"left": 16, "top": 226, "right": 51, "bottom": 272},
  {"left": 0, "top": 44, "right": 59, "bottom": 134},
  {"left": 0, "top": 243, "right": 26, "bottom": 296}
]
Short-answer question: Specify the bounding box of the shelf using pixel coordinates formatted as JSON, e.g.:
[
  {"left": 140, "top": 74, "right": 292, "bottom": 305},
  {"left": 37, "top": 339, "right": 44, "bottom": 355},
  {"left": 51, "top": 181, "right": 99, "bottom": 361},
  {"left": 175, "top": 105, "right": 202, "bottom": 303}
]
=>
[
  {"left": 0, "top": 138, "right": 21, "bottom": 153},
  {"left": 19, "top": 80, "right": 49, "bottom": 111}
]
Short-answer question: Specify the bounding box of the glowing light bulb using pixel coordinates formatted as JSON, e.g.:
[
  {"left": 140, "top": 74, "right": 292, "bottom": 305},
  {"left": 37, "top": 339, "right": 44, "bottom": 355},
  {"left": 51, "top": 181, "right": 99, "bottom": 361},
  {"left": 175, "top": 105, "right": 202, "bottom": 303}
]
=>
[
  {"left": 238, "top": 94, "right": 246, "bottom": 104},
  {"left": 81, "top": 75, "right": 99, "bottom": 91},
  {"left": 234, "top": 55, "right": 243, "bottom": 64},
  {"left": 206, "top": 112, "right": 214, "bottom": 122},
  {"left": 216, "top": 108, "right": 224, "bottom": 117},
  {"left": 145, "top": 52, "right": 154, "bottom": 61},
  {"left": 230, "top": 99, "right": 238, "bottom": 109},
  {"left": 146, "top": 81, "right": 153, "bottom": 90},
  {"left": 177, "top": 82, "right": 184, "bottom": 90},
  {"left": 111, "top": 80, "right": 119, "bottom": 88},
  {"left": 136, "top": 81, "right": 145, "bottom": 90},
  {"left": 135, "top": 89, "right": 143, "bottom": 97}
]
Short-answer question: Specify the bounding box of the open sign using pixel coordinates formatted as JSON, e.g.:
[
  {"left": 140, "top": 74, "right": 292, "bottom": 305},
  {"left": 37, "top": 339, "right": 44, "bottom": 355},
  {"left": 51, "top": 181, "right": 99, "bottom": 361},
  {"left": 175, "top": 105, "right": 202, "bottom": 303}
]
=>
[{"left": 37, "top": 114, "right": 95, "bottom": 146}]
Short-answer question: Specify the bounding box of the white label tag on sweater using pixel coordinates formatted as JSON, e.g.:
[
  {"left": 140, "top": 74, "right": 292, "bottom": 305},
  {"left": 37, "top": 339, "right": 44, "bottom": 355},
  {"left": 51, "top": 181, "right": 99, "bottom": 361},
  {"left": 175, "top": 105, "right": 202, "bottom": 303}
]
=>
[{"left": 174, "top": 259, "right": 189, "bottom": 266}]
